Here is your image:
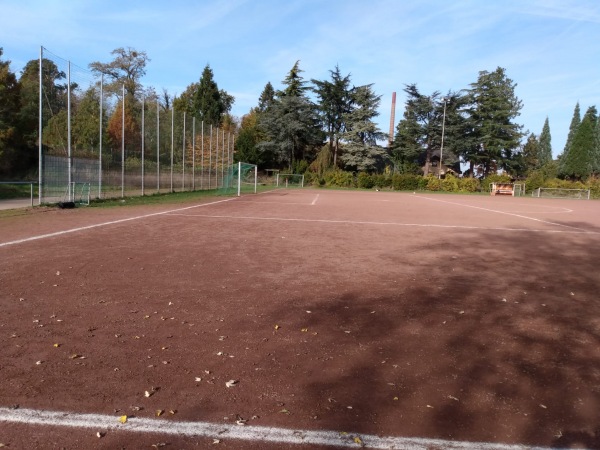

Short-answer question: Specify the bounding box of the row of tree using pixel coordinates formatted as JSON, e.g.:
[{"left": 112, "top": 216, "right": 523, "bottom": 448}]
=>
[
  {"left": 0, "top": 47, "right": 236, "bottom": 177},
  {"left": 2, "top": 45, "right": 599, "bottom": 181}
]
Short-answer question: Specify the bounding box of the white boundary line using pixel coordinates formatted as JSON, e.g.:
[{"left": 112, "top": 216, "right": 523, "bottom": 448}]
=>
[
  {"left": 165, "top": 213, "right": 599, "bottom": 235},
  {"left": 0, "top": 198, "right": 237, "bottom": 248},
  {"left": 416, "top": 196, "right": 590, "bottom": 232},
  {"left": 0, "top": 407, "right": 559, "bottom": 450}
]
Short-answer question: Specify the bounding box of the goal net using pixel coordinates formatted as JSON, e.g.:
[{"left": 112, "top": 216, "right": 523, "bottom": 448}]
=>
[
  {"left": 276, "top": 173, "right": 304, "bottom": 188},
  {"left": 220, "top": 162, "right": 257, "bottom": 196},
  {"left": 532, "top": 187, "right": 590, "bottom": 200}
]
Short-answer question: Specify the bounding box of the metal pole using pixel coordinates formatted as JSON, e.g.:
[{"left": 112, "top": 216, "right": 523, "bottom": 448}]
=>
[
  {"left": 215, "top": 127, "right": 219, "bottom": 189},
  {"left": 170, "top": 107, "right": 174, "bottom": 193},
  {"left": 192, "top": 117, "right": 196, "bottom": 191},
  {"left": 67, "top": 61, "right": 72, "bottom": 201},
  {"left": 38, "top": 46, "right": 43, "bottom": 205},
  {"left": 201, "top": 121, "right": 204, "bottom": 190},
  {"left": 121, "top": 84, "right": 125, "bottom": 198},
  {"left": 209, "top": 125, "right": 212, "bottom": 189},
  {"left": 439, "top": 98, "right": 447, "bottom": 180},
  {"left": 141, "top": 96, "right": 145, "bottom": 196},
  {"left": 227, "top": 132, "right": 231, "bottom": 168},
  {"left": 182, "top": 111, "right": 186, "bottom": 190},
  {"left": 221, "top": 129, "right": 225, "bottom": 187},
  {"left": 157, "top": 100, "right": 160, "bottom": 192},
  {"left": 99, "top": 74, "right": 103, "bottom": 199},
  {"left": 237, "top": 161, "right": 241, "bottom": 197},
  {"left": 254, "top": 165, "right": 257, "bottom": 193}
]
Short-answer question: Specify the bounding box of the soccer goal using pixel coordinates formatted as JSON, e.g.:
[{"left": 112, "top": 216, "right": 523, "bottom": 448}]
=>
[
  {"left": 221, "top": 162, "right": 258, "bottom": 196},
  {"left": 276, "top": 173, "right": 304, "bottom": 188},
  {"left": 60, "top": 182, "right": 91, "bottom": 206},
  {"left": 532, "top": 187, "right": 590, "bottom": 200}
]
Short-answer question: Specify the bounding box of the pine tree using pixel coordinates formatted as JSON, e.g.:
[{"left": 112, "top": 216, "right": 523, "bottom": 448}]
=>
[
  {"left": 591, "top": 115, "right": 600, "bottom": 175},
  {"left": 258, "top": 62, "right": 322, "bottom": 170},
  {"left": 559, "top": 102, "right": 580, "bottom": 175},
  {"left": 538, "top": 117, "right": 552, "bottom": 167},
  {"left": 522, "top": 133, "right": 540, "bottom": 172},
  {"left": 258, "top": 82, "right": 275, "bottom": 113},
  {"left": 193, "top": 65, "right": 224, "bottom": 126},
  {"left": 561, "top": 106, "right": 597, "bottom": 180},
  {"left": 340, "top": 84, "right": 387, "bottom": 172},
  {"left": 312, "top": 65, "right": 352, "bottom": 168},
  {"left": 464, "top": 67, "right": 524, "bottom": 176}
]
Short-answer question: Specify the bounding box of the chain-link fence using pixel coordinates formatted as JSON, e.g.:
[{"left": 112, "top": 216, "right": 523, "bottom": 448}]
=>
[{"left": 39, "top": 47, "right": 235, "bottom": 204}]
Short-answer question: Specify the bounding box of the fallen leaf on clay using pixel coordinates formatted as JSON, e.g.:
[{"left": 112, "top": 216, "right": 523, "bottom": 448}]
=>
[
  {"left": 225, "top": 380, "right": 238, "bottom": 388},
  {"left": 119, "top": 415, "right": 128, "bottom": 423},
  {"left": 301, "top": 328, "right": 308, "bottom": 332},
  {"left": 156, "top": 409, "right": 164, "bottom": 417},
  {"left": 354, "top": 437, "right": 362, "bottom": 444},
  {"left": 195, "top": 377, "right": 202, "bottom": 382},
  {"left": 274, "top": 324, "right": 280, "bottom": 330},
  {"left": 96, "top": 431, "right": 104, "bottom": 438},
  {"left": 53, "top": 343, "right": 60, "bottom": 348}
]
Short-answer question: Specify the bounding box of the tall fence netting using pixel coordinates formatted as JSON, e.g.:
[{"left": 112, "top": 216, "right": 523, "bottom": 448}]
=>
[{"left": 39, "top": 47, "right": 236, "bottom": 204}]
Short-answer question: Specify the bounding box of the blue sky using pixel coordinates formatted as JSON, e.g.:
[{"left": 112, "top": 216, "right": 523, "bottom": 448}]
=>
[{"left": 2, "top": 0, "right": 600, "bottom": 157}]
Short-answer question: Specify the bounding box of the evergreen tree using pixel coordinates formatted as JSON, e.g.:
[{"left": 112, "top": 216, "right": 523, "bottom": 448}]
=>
[
  {"left": 521, "top": 133, "right": 540, "bottom": 172},
  {"left": 193, "top": 65, "right": 224, "bottom": 126},
  {"left": 590, "top": 114, "right": 600, "bottom": 176},
  {"left": 392, "top": 84, "right": 454, "bottom": 175},
  {"left": 258, "top": 62, "right": 322, "bottom": 170},
  {"left": 280, "top": 60, "right": 308, "bottom": 97},
  {"left": 559, "top": 102, "right": 580, "bottom": 174},
  {"left": 561, "top": 106, "right": 597, "bottom": 180},
  {"left": 340, "top": 84, "right": 387, "bottom": 172},
  {"left": 312, "top": 65, "right": 352, "bottom": 167},
  {"left": 538, "top": 117, "right": 552, "bottom": 167},
  {"left": 258, "top": 82, "right": 275, "bottom": 112},
  {"left": 464, "top": 67, "right": 524, "bottom": 176}
]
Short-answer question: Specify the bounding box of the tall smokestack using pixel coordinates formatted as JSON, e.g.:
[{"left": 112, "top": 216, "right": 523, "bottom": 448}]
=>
[{"left": 388, "top": 92, "right": 396, "bottom": 148}]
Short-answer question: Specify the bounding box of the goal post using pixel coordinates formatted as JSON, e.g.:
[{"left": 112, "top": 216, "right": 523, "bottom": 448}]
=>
[
  {"left": 276, "top": 173, "right": 304, "bottom": 188},
  {"left": 220, "top": 162, "right": 257, "bottom": 196},
  {"left": 532, "top": 187, "right": 590, "bottom": 200}
]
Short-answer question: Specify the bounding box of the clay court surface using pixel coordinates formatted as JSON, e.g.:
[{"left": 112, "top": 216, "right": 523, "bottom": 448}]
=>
[{"left": 1, "top": 189, "right": 600, "bottom": 449}]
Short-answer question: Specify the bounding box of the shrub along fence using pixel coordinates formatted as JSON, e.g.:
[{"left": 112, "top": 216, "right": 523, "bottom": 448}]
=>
[{"left": 303, "top": 170, "right": 600, "bottom": 199}]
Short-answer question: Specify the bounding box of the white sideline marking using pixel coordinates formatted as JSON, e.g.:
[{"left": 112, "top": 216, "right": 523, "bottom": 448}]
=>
[
  {"left": 417, "top": 196, "right": 590, "bottom": 233},
  {"left": 312, "top": 194, "right": 320, "bottom": 205},
  {"left": 166, "top": 213, "right": 599, "bottom": 235},
  {"left": 0, "top": 407, "right": 559, "bottom": 450},
  {"left": 0, "top": 198, "right": 237, "bottom": 248}
]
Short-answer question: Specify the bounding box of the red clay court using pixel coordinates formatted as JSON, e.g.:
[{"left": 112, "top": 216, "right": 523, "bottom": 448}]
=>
[{"left": 1, "top": 189, "right": 600, "bottom": 449}]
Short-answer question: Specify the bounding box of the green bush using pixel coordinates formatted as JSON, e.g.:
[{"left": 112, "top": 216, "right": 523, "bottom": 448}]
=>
[
  {"left": 441, "top": 174, "right": 459, "bottom": 192},
  {"left": 458, "top": 177, "right": 480, "bottom": 192},
  {"left": 323, "top": 170, "right": 355, "bottom": 187},
  {"left": 357, "top": 172, "right": 374, "bottom": 189},
  {"left": 391, "top": 174, "right": 420, "bottom": 191},
  {"left": 586, "top": 177, "right": 600, "bottom": 199},
  {"left": 373, "top": 174, "right": 391, "bottom": 189},
  {"left": 426, "top": 176, "right": 442, "bottom": 191},
  {"left": 293, "top": 159, "right": 309, "bottom": 174},
  {"left": 417, "top": 176, "right": 429, "bottom": 190}
]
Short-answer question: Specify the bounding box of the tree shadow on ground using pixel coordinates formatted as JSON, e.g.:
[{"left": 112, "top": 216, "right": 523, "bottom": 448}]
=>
[{"left": 256, "top": 225, "right": 600, "bottom": 448}]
